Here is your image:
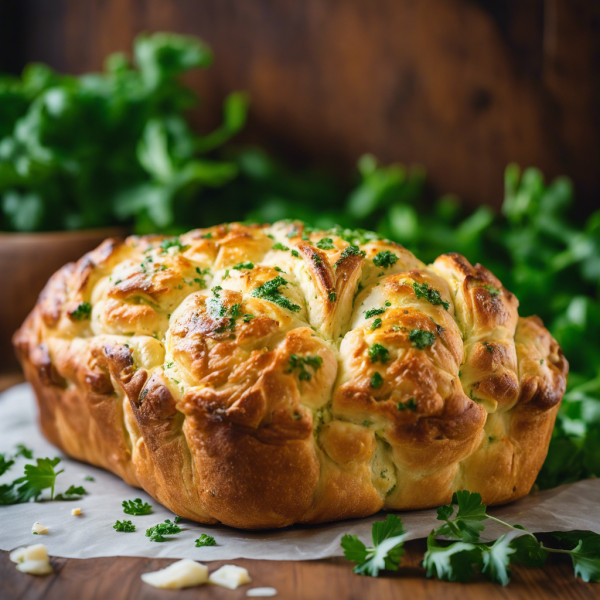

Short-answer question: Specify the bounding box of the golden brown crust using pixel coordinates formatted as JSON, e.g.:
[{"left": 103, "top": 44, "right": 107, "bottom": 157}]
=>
[{"left": 14, "top": 221, "right": 568, "bottom": 528}]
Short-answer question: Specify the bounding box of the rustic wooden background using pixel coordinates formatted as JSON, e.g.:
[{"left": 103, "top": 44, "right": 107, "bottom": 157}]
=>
[{"left": 2, "top": 0, "right": 599, "bottom": 211}]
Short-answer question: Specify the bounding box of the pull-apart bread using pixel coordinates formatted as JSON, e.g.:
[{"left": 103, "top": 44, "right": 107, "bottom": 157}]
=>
[{"left": 14, "top": 221, "right": 568, "bottom": 529}]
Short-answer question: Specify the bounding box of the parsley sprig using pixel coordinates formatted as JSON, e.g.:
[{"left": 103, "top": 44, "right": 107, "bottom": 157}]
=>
[
  {"left": 341, "top": 514, "right": 407, "bottom": 576},
  {"left": 250, "top": 276, "right": 300, "bottom": 312},
  {"left": 146, "top": 517, "right": 182, "bottom": 542},
  {"left": 195, "top": 534, "right": 217, "bottom": 547},
  {"left": 0, "top": 457, "right": 64, "bottom": 504},
  {"left": 122, "top": 498, "right": 153, "bottom": 515}
]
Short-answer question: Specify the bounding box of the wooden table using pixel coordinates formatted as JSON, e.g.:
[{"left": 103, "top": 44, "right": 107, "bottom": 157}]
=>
[
  {"left": 1, "top": 376, "right": 597, "bottom": 599},
  {"left": 2, "top": 539, "right": 598, "bottom": 600}
]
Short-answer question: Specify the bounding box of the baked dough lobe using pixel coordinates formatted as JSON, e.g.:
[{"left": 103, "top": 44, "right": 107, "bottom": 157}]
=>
[{"left": 14, "top": 222, "right": 568, "bottom": 528}]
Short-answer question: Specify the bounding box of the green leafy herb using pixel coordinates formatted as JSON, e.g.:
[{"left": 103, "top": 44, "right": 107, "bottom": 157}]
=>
[
  {"left": 409, "top": 329, "right": 435, "bottom": 349},
  {"left": 368, "top": 344, "right": 389, "bottom": 363},
  {"left": 232, "top": 261, "right": 254, "bottom": 270},
  {"left": 250, "top": 276, "right": 300, "bottom": 312},
  {"left": 482, "top": 284, "right": 501, "bottom": 297},
  {"left": 341, "top": 514, "right": 407, "bottom": 576},
  {"left": 373, "top": 250, "right": 398, "bottom": 268},
  {"left": 0, "top": 455, "right": 15, "bottom": 476},
  {"left": 70, "top": 302, "right": 92, "bottom": 320},
  {"left": 54, "top": 485, "right": 87, "bottom": 501},
  {"left": 335, "top": 245, "right": 366, "bottom": 266},
  {"left": 397, "top": 398, "right": 417, "bottom": 411},
  {"left": 114, "top": 520, "right": 136, "bottom": 533},
  {"left": 316, "top": 237, "right": 335, "bottom": 250},
  {"left": 552, "top": 531, "right": 600, "bottom": 582},
  {"left": 328, "top": 291, "right": 337, "bottom": 302},
  {"left": 84, "top": 476, "right": 95, "bottom": 482},
  {"left": 14, "top": 445, "right": 34, "bottom": 459},
  {"left": 370, "top": 372, "right": 384, "bottom": 388},
  {"left": 286, "top": 354, "right": 323, "bottom": 381},
  {"left": 434, "top": 490, "right": 488, "bottom": 543},
  {"left": 364, "top": 307, "right": 386, "bottom": 318},
  {"left": 146, "top": 518, "right": 182, "bottom": 542},
  {"left": 160, "top": 237, "right": 184, "bottom": 253},
  {"left": 291, "top": 249, "right": 300, "bottom": 257},
  {"left": 412, "top": 282, "right": 450, "bottom": 310},
  {"left": 272, "top": 242, "right": 289, "bottom": 251},
  {"left": 122, "top": 498, "right": 153, "bottom": 515},
  {"left": 0, "top": 457, "right": 64, "bottom": 504},
  {"left": 195, "top": 534, "right": 217, "bottom": 547},
  {"left": 371, "top": 318, "right": 382, "bottom": 330}
]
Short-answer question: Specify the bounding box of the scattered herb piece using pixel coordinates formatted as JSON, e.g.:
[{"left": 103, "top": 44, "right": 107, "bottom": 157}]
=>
[
  {"left": 272, "top": 242, "right": 289, "bottom": 251},
  {"left": 371, "top": 318, "right": 382, "bottom": 330},
  {"left": 368, "top": 344, "right": 389, "bottom": 363},
  {"left": 336, "top": 245, "right": 366, "bottom": 266},
  {"left": 365, "top": 307, "right": 386, "bottom": 318},
  {"left": 123, "top": 498, "right": 153, "bottom": 515},
  {"left": 233, "top": 261, "right": 254, "bottom": 270},
  {"left": 286, "top": 354, "right": 323, "bottom": 381},
  {"left": 250, "top": 276, "right": 301, "bottom": 312},
  {"left": 70, "top": 302, "right": 92, "bottom": 320},
  {"left": 373, "top": 251, "right": 398, "bottom": 268},
  {"left": 160, "top": 238, "right": 184, "bottom": 253},
  {"left": 195, "top": 534, "right": 217, "bottom": 547},
  {"left": 316, "top": 238, "right": 335, "bottom": 250},
  {"left": 370, "top": 372, "right": 384, "bottom": 388},
  {"left": 146, "top": 519, "right": 182, "bottom": 542},
  {"left": 412, "top": 282, "right": 449, "bottom": 310},
  {"left": 114, "top": 520, "right": 135, "bottom": 533},
  {"left": 329, "top": 291, "right": 337, "bottom": 302},
  {"left": 409, "top": 329, "right": 435, "bottom": 349},
  {"left": 397, "top": 398, "right": 417, "bottom": 411}
]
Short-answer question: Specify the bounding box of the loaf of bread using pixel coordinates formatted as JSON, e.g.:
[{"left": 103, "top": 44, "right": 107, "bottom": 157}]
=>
[{"left": 14, "top": 221, "right": 568, "bottom": 528}]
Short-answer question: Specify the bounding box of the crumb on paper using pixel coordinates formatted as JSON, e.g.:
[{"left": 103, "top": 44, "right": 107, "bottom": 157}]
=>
[
  {"left": 71, "top": 507, "right": 82, "bottom": 516},
  {"left": 209, "top": 565, "right": 251, "bottom": 589},
  {"left": 31, "top": 522, "right": 48, "bottom": 535},
  {"left": 141, "top": 559, "right": 208, "bottom": 589}
]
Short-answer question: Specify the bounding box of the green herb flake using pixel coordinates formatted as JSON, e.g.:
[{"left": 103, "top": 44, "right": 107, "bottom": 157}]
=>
[
  {"left": 373, "top": 251, "right": 398, "bottom": 269},
  {"left": 250, "top": 276, "right": 301, "bottom": 312},
  {"left": 370, "top": 372, "right": 384, "bottom": 388},
  {"left": 368, "top": 344, "right": 389, "bottom": 363},
  {"left": 122, "top": 498, "right": 153, "bottom": 515},
  {"left": 371, "top": 318, "right": 382, "bottom": 330},
  {"left": 409, "top": 329, "right": 435, "bottom": 349},
  {"left": 70, "top": 302, "right": 92, "bottom": 320},
  {"left": 233, "top": 261, "right": 254, "bottom": 270},
  {"left": 397, "top": 398, "right": 417, "bottom": 411},
  {"left": 286, "top": 354, "right": 323, "bottom": 381},
  {"left": 272, "top": 242, "right": 289, "bottom": 251},
  {"left": 114, "top": 520, "right": 135, "bottom": 533},
  {"left": 195, "top": 534, "right": 217, "bottom": 547},
  {"left": 412, "top": 282, "right": 450, "bottom": 310},
  {"left": 316, "top": 238, "right": 335, "bottom": 250},
  {"left": 146, "top": 518, "right": 182, "bottom": 543},
  {"left": 336, "top": 245, "right": 366, "bottom": 266}
]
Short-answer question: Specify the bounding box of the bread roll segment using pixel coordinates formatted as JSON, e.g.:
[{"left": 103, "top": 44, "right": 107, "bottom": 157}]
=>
[{"left": 13, "top": 221, "right": 568, "bottom": 528}]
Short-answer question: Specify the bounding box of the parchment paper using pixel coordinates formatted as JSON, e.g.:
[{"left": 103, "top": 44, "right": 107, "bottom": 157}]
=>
[{"left": 1, "top": 383, "right": 599, "bottom": 561}]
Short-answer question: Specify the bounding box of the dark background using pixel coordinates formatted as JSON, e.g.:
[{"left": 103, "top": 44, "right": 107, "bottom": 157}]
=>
[{"left": 1, "top": 0, "right": 599, "bottom": 211}]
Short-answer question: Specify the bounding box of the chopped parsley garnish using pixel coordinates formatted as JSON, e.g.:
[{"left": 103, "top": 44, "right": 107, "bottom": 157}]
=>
[
  {"left": 286, "top": 354, "right": 323, "bottom": 381},
  {"left": 291, "top": 249, "right": 300, "bottom": 257},
  {"left": 250, "top": 276, "right": 301, "bottom": 312},
  {"left": 272, "top": 242, "right": 289, "bottom": 251},
  {"left": 370, "top": 372, "right": 384, "bottom": 388},
  {"left": 195, "top": 534, "right": 217, "bottom": 547},
  {"left": 341, "top": 514, "right": 407, "bottom": 577},
  {"left": 316, "top": 238, "right": 335, "bottom": 250},
  {"left": 329, "top": 291, "right": 337, "bottom": 302},
  {"left": 233, "top": 261, "right": 254, "bottom": 270},
  {"left": 114, "top": 520, "right": 135, "bottom": 532},
  {"left": 202, "top": 232, "right": 212, "bottom": 239},
  {"left": 146, "top": 517, "right": 182, "bottom": 542},
  {"left": 84, "top": 476, "right": 95, "bottom": 482},
  {"left": 373, "top": 251, "right": 398, "bottom": 268},
  {"left": 336, "top": 245, "right": 366, "bottom": 266},
  {"left": 482, "top": 341, "right": 494, "bottom": 353},
  {"left": 0, "top": 455, "right": 14, "bottom": 477},
  {"left": 371, "top": 318, "right": 382, "bottom": 330},
  {"left": 412, "top": 282, "right": 449, "bottom": 310},
  {"left": 70, "top": 302, "right": 92, "bottom": 320},
  {"left": 14, "top": 444, "right": 33, "bottom": 459},
  {"left": 368, "top": 344, "right": 389, "bottom": 363},
  {"left": 54, "top": 484, "right": 87, "bottom": 500},
  {"left": 122, "top": 498, "right": 153, "bottom": 515},
  {"left": 482, "top": 284, "right": 501, "bottom": 296},
  {"left": 160, "top": 237, "right": 184, "bottom": 253},
  {"left": 243, "top": 313, "right": 254, "bottom": 322},
  {"left": 397, "top": 398, "right": 417, "bottom": 411},
  {"left": 365, "top": 307, "right": 387, "bottom": 318},
  {"left": 409, "top": 329, "right": 435, "bottom": 349}
]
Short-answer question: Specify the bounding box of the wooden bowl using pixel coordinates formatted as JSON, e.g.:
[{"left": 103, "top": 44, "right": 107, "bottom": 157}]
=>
[{"left": 0, "top": 228, "right": 127, "bottom": 374}]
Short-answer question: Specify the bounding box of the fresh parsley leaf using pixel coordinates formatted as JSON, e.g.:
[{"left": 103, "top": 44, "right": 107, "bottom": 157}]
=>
[
  {"left": 272, "top": 242, "right": 289, "bottom": 251},
  {"left": 0, "top": 455, "right": 14, "bottom": 476},
  {"left": 373, "top": 250, "right": 398, "bottom": 268},
  {"left": 371, "top": 318, "right": 382, "bottom": 330},
  {"left": 409, "top": 329, "right": 435, "bottom": 350},
  {"left": 14, "top": 445, "right": 34, "bottom": 459},
  {"left": 114, "top": 520, "right": 135, "bottom": 532},
  {"left": 146, "top": 519, "right": 182, "bottom": 542},
  {"left": 54, "top": 485, "right": 88, "bottom": 501},
  {"left": 510, "top": 530, "right": 547, "bottom": 568},
  {"left": 368, "top": 343, "right": 389, "bottom": 363},
  {"left": 364, "top": 307, "right": 386, "bottom": 318},
  {"left": 195, "top": 534, "right": 217, "bottom": 547},
  {"left": 412, "top": 281, "right": 449, "bottom": 310},
  {"left": 250, "top": 276, "right": 300, "bottom": 312},
  {"left": 434, "top": 490, "right": 488, "bottom": 543},
  {"left": 341, "top": 514, "right": 407, "bottom": 577},
  {"left": 160, "top": 237, "right": 184, "bottom": 253},
  {"left": 423, "top": 532, "right": 482, "bottom": 583},
  {"left": 70, "top": 302, "right": 92, "bottom": 320},
  {"left": 480, "top": 532, "right": 519, "bottom": 586},
  {"left": 552, "top": 531, "right": 600, "bottom": 582},
  {"left": 286, "top": 354, "right": 323, "bottom": 381},
  {"left": 14, "top": 457, "right": 64, "bottom": 502},
  {"left": 123, "top": 498, "right": 153, "bottom": 515},
  {"left": 84, "top": 476, "right": 95, "bottom": 482}
]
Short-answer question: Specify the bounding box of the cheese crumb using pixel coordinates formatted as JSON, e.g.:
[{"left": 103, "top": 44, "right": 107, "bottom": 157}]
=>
[
  {"left": 32, "top": 522, "right": 48, "bottom": 535},
  {"left": 247, "top": 587, "right": 278, "bottom": 597},
  {"left": 209, "top": 565, "right": 251, "bottom": 589},
  {"left": 141, "top": 559, "right": 208, "bottom": 589},
  {"left": 10, "top": 544, "right": 53, "bottom": 575},
  {"left": 71, "top": 508, "right": 82, "bottom": 516}
]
